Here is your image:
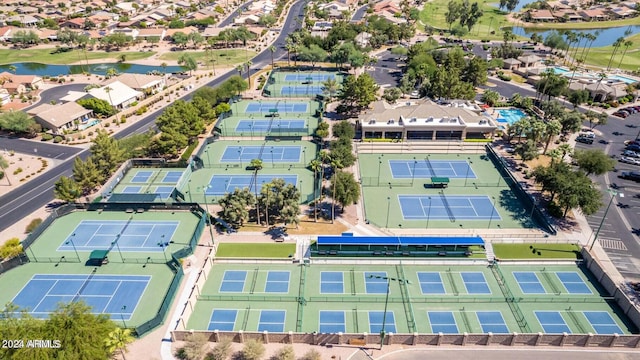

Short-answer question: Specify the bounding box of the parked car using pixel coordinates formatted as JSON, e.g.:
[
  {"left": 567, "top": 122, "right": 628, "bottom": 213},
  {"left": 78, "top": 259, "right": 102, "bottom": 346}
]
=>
[
  {"left": 576, "top": 136, "right": 594, "bottom": 144},
  {"left": 626, "top": 144, "right": 640, "bottom": 152},
  {"left": 613, "top": 111, "right": 629, "bottom": 118},
  {"left": 623, "top": 150, "right": 640, "bottom": 158},
  {"left": 619, "top": 171, "right": 640, "bottom": 182},
  {"left": 619, "top": 156, "right": 640, "bottom": 165}
]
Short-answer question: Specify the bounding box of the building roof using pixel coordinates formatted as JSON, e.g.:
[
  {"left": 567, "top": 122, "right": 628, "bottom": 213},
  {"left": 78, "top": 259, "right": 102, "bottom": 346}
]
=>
[
  {"left": 88, "top": 81, "right": 142, "bottom": 106},
  {"left": 28, "top": 102, "right": 93, "bottom": 127},
  {"left": 60, "top": 90, "right": 88, "bottom": 102},
  {"left": 529, "top": 9, "right": 554, "bottom": 19},
  {"left": 0, "top": 72, "right": 41, "bottom": 85},
  {"left": 517, "top": 54, "right": 541, "bottom": 64},
  {"left": 503, "top": 58, "right": 522, "bottom": 65},
  {"left": 109, "top": 73, "right": 163, "bottom": 90}
]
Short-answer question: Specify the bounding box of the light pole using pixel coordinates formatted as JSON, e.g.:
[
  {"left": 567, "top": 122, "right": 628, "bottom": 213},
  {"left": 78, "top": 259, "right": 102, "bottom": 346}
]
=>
[
  {"left": 200, "top": 185, "right": 215, "bottom": 247},
  {"left": 488, "top": 196, "right": 497, "bottom": 229},
  {"left": 367, "top": 274, "right": 410, "bottom": 349},
  {"left": 120, "top": 305, "right": 127, "bottom": 328},
  {"left": 464, "top": 158, "right": 472, "bottom": 187},
  {"left": 270, "top": 148, "right": 274, "bottom": 166},
  {"left": 385, "top": 197, "right": 391, "bottom": 228},
  {"left": 157, "top": 242, "right": 168, "bottom": 263},
  {"left": 426, "top": 197, "right": 431, "bottom": 230},
  {"left": 67, "top": 233, "right": 81, "bottom": 262},
  {"left": 187, "top": 179, "right": 192, "bottom": 202},
  {"left": 303, "top": 148, "right": 306, "bottom": 166},
  {"left": 589, "top": 189, "right": 620, "bottom": 251},
  {"left": 238, "top": 149, "right": 243, "bottom": 168},
  {"left": 205, "top": 148, "right": 211, "bottom": 168},
  {"left": 411, "top": 157, "right": 417, "bottom": 186}
]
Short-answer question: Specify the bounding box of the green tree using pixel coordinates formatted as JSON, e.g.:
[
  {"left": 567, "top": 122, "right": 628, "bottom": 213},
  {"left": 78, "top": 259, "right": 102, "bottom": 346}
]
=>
[
  {"left": 480, "top": 90, "right": 500, "bottom": 107},
  {"left": 250, "top": 158, "right": 264, "bottom": 224},
  {"left": 156, "top": 100, "right": 205, "bottom": 139},
  {"left": 331, "top": 170, "right": 360, "bottom": 213},
  {"left": 339, "top": 74, "right": 379, "bottom": 110},
  {"left": 105, "top": 328, "right": 135, "bottom": 360},
  {"left": 188, "top": 31, "right": 204, "bottom": 48},
  {"left": 573, "top": 149, "right": 615, "bottom": 176},
  {"left": 192, "top": 96, "right": 218, "bottom": 124},
  {"left": 584, "top": 110, "right": 608, "bottom": 130},
  {"left": 556, "top": 170, "right": 602, "bottom": 217},
  {"left": 332, "top": 121, "right": 355, "bottom": 139},
  {"left": 297, "top": 44, "right": 328, "bottom": 68},
  {"left": 73, "top": 157, "right": 102, "bottom": 194},
  {"left": 515, "top": 139, "right": 539, "bottom": 161},
  {"left": 382, "top": 87, "right": 403, "bottom": 103},
  {"left": 217, "top": 188, "right": 255, "bottom": 228},
  {"left": 310, "top": 159, "right": 323, "bottom": 222},
  {"left": 321, "top": 78, "right": 340, "bottom": 102},
  {"left": 463, "top": 56, "right": 488, "bottom": 87},
  {"left": 0, "top": 238, "right": 23, "bottom": 260},
  {"left": 259, "top": 178, "right": 300, "bottom": 227},
  {"left": 0, "top": 111, "right": 40, "bottom": 136},
  {"left": 241, "top": 339, "right": 265, "bottom": 360},
  {"left": 258, "top": 14, "right": 277, "bottom": 27},
  {"left": 330, "top": 158, "right": 344, "bottom": 223},
  {"left": 542, "top": 119, "right": 562, "bottom": 154},
  {"left": 90, "top": 130, "right": 125, "bottom": 179},
  {"left": 54, "top": 176, "right": 81, "bottom": 202},
  {"left": 445, "top": 1, "right": 462, "bottom": 30},
  {"left": 178, "top": 53, "right": 198, "bottom": 75},
  {"left": 77, "top": 98, "right": 117, "bottom": 117}
]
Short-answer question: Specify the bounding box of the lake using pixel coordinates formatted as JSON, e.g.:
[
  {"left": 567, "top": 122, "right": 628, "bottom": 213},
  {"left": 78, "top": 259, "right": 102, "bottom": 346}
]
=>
[
  {"left": 0, "top": 62, "right": 186, "bottom": 77},
  {"left": 510, "top": 25, "right": 640, "bottom": 47},
  {"left": 490, "top": 0, "right": 539, "bottom": 13}
]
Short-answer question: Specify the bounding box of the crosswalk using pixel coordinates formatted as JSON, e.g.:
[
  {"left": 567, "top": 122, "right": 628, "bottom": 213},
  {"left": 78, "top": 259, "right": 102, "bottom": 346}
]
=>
[{"left": 597, "top": 238, "right": 628, "bottom": 251}]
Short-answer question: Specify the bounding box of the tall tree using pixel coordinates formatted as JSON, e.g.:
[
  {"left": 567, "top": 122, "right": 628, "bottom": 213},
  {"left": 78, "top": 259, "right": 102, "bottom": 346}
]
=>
[
  {"left": 616, "top": 40, "right": 633, "bottom": 69},
  {"left": 330, "top": 158, "right": 343, "bottom": 223},
  {"left": 105, "top": 328, "right": 135, "bottom": 360},
  {"left": 606, "top": 37, "right": 625, "bottom": 71},
  {"left": 217, "top": 188, "right": 255, "bottom": 228},
  {"left": 73, "top": 157, "right": 102, "bottom": 194},
  {"left": 250, "top": 158, "right": 263, "bottom": 224},
  {"left": 178, "top": 53, "right": 198, "bottom": 75},
  {"left": 573, "top": 149, "right": 615, "bottom": 176},
  {"left": 331, "top": 170, "right": 360, "bottom": 212},
  {"left": 54, "top": 176, "right": 81, "bottom": 202},
  {"left": 258, "top": 178, "right": 300, "bottom": 227},
  {"left": 542, "top": 119, "right": 562, "bottom": 154},
  {"left": 321, "top": 78, "right": 339, "bottom": 103},
  {"left": 90, "top": 130, "right": 125, "bottom": 179},
  {"left": 310, "top": 159, "right": 322, "bottom": 222}
]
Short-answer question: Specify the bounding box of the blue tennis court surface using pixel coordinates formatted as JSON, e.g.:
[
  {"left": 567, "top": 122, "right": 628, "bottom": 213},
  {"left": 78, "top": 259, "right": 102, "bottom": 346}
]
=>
[
  {"left": 364, "top": 272, "right": 388, "bottom": 294},
  {"left": 281, "top": 86, "right": 323, "bottom": 96},
  {"left": 369, "top": 311, "right": 396, "bottom": 333},
  {"left": 514, "top": 272, "right": 546, "bottom": 294},
  {"left": 319, "top": 310, "right": 345, "bottom": 333},
  {"left": 220, "top": 270, "right": 247, "bottom": 292},
  {"left": 57, "top": 220, "right": 179, "bottom": 252},
  {"left": 583, "top": 311, "right": 623, "bottom": 334},
  {"left": 131, "top": 170, "right": 153, "bottom": 183},
  {"left": 417, "top": 272, "right": 446, "bottom": 294},
  {"left": 12, "top": 274, "right": 149, "bottom": 320},
  {"left": 153, "top": 186, "right": 174, "bottom": 200},
  {"left": 207, "top": 175, "right": 298, "bottom": 195},
  {"left": 320, "top": 271, "right": 344, "bottom": 294},
  {"left": 220, "top": 145, "right": 301, "bottom": 163},
  {"left": 390, "top": 160, "right": 476, "bottom": 179},
  {"left": 428, "top": 311, "right": 458, "bottom": 333},
  {"left": 476, "top": 311, "right": 509, "bottom": 333},
  {"left": 399, "top": 195, "right": 500, "bottom": 221},
  {"left": 123, "top": 186, "right": 142, "bottom": 193},
  {"left": 235, "top": 119, "right": 306, "bottom": 132},
  {"left": 535, "top": 311, "right": 571, "bottom": 333},
  {"left": 258, "top": 310, "right": 286, "bottom": 332},
  {"left": 265, "top": 271, "right": 290, "bottom": 293},
  {"left": 208, "top": 309, "right": 237, "bottom": 330},
  {"left": 162, "top": 171, "right": 183, "bottom": 183},
  {"left": 245, "top": 102, "right": 309, "bottom": 113},
  {"left": 461, "top": 272, "right": 491, "bottom": 294},
  {"left": 556, "top": 272, "right": 592, "bottom": 294},
  {"left": 284, "top": 73, "right": 334, "bottom": 81}
]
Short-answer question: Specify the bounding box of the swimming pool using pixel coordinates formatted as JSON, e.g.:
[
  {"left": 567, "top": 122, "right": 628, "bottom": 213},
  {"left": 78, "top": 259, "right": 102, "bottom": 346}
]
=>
[
  {"left": 552, "top": 67, "right": 569, "bottom": 75},
  {"left": 495, "top": 108, "right": 527, "bottom": 125},
  {"left": 608, "top": 75, "right": 639, "bottom": 84}
]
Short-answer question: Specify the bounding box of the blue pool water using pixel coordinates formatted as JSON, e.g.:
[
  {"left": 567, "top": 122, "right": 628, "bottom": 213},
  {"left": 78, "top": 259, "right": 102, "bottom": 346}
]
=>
[
  {"left": 608, "top": 75, "right": 639, "bottom": 84},
  {"left": 552, "top": 67, "right": 569, "bottom": 75},
  {"left": 495, "top": 108, "right": 527, "bottom": 125},
  {"left": 551, "top": 67, "right": 638, "bottom": 84}
]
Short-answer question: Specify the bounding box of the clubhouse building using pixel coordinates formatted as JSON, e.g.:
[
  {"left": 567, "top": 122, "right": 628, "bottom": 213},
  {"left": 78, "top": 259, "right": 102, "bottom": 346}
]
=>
[{"left": 359, "top": 99, "right": 498, "bottom": 141}]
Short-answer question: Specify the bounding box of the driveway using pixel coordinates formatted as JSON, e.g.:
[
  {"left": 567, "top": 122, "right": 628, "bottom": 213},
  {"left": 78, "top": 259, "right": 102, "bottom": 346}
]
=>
[{"left": 24, "top": 83, "right": 90, "bottom": 111}]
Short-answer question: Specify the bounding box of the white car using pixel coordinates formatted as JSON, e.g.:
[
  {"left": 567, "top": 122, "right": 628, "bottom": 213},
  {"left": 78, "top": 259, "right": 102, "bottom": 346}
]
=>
[
  {"left": 623, "top": 150, "right": 640, "bottom": 158},
  {"left": 620, "top": 156, "right": 640, "bottom": 165}
]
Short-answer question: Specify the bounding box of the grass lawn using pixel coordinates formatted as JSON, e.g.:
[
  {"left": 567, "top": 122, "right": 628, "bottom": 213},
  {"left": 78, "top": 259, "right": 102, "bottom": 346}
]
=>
[
  {"left": 493, "top": 243, "right": 582, "bottom": 259},
  {"left": 420, "top": 0, "right": 515, "bottom": 41},
  {"left": 215, "top": 243, "right": 296, "bottom": 258},
  {"left": 519, "top": 16, "right": 640, "bottom": 30},
  {"left": 0, "top": 48, "right": 154, "bottom": 65},
  {"left": 158, "top": 49, "right": 256, "bottom": 66},
  {"left": 579, "top": 33, "right": 640, "bottom": 71}
]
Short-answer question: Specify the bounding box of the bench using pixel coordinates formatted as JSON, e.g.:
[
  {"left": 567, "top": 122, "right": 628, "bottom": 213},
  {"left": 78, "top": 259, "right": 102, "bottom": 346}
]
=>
[
  {"left": 318, "top": 251, "right": 326, "bottom": 256},
  {"left": 348, "top": 338, "right": 366, "bottom": 346},
  {"left": 136, "top": 208, "right": 145, "bottom": 213},
  {"left": 275, "top": 238, "right": 285, "bottom": 242},
  {"left": 373, "top": 251, "right": 381, "bottom": 256},
  {"left": 329, "top": 250, "right": 338, "bottom": 255},
  {"left": 402, "top": 251, "right": 410, "bottom": 256},
  {"left": 126, "top": 208, "right": 134, "bottom": 213},
  {"left": 385, "top": 251, "right": 394, "bottom": 256},
  {"left": 438, "top": 251, "right": 447, "bottom": 256}
]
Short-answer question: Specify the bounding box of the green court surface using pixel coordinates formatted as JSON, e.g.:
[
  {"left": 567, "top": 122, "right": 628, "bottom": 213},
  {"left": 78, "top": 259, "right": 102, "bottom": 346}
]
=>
[
  {"left": 28, "top": 210, "right": 201, "bottom": 263},
  {"left": 216, "top": 243, "right": 296, "bottom": 258},
  {"left": 183, "top": 140, "right": 317, "bottom": 204},
  {"left": 0, "top": 260, "right": 175, "bottom": 329},
  {"left": 216, "top": 114, "right": 319, "bottom": 137},
  {"left": 358, "top": 153, "right": 538, "bottom": 229},
  {"left": 493, "top": 243, "right": 582, "bottom": 260},
  {"left": 229, "top": 99, "right": 320, "bottom": 116},
  {"left": 110, "top": 167, "right": 184, "bottom": 202},
  {"left": 263, "top": 70, "right": 345, "bottom": 98},
  {"left": 186, "top": 263, "right": 634, "bottom": 334}
]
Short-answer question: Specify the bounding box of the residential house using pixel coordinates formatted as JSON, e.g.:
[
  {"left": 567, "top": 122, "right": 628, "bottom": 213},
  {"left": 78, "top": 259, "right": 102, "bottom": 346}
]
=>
[
  {"left": 61, "top": 18, "right": 86, "bottom": 29},
  {"left": 87, "top": 81, "right": 142, "bottom": 109},
  {"left": 378, "top": 10, "right": 405, "bottom": 24},
  {"left": 503, "top": 58, "right": 522, "bottom": 71},
  {"left": 0, "top": 26, "right": 13, "bottom": 41},
  {"left": 202, "top": 26, "right": 223, "bottom": 38},
  {"left": 517, "top": 54, "right": 542, "bottom": 68},
  {"left": 5, "top": 15, "right": 39, "bottom": 27},
  {"left": 137, "top": 27, "right": 166, "bottom": 41},
  {"left": 527, "top": 9, "right": 555, "bottom": 22},
  {"left": 355, "top": 31, "right": 372, "bottom": 47},
  {"left": 360, "top": 99, "right": 497, "bottom": 141},
  {"left": 0, "top": 72, "right": 43, "bottom": 91},
  {"left": 0, "top": 88, "right": 10, "bottom": 105},
  {"left": 27, "top": 102, "right": 94, "bottom": 134},
  {"left": 234, "top": 13, "right": 261, "bottom": 25},
  {"left": 553, "top": 9, "right": 582, "bottom": 21},
  {"left": 110, "top": 73, "right": 165, "bottom": 95},
  {"left": 609, "top": 6, "right": 636, "bottom": 19},
  {"left": 373, "top": 0, "right": 400, "bottom": 14},
  {"left": 115, "top": 2, "right": 138, "bottom": 16},
  {"left": 38, "top": 29, "right": 58, "bottom": 41},
  {"left": 112, "top": 27, "right": 139, "bottom": 39},
  {"left": 578, "top": 9, "right": 609, "bottom": 21},
  {"left": 16, "top": 6, "right": 38, "bottom": 14},
  {"left": 312, "top": 21, "right": 333, "bottom": 31},
  {"left": 165, "top": 26, "right": 198, "bottom": 40}
]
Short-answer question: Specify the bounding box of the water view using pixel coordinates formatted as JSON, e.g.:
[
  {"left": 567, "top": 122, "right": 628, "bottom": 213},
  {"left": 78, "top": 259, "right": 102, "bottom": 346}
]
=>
[
  {"left": 0, "top": 62, "right": 186, "bottom": 77},
  {"left": 510, "top": 25, "right": 640, "bottom": 47}
]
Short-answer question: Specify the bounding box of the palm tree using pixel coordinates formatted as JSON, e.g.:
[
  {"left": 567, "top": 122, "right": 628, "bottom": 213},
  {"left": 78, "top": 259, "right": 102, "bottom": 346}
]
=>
[
  {"left": 606, "top": 37, "right": 625, "bottom": 71},
  {"left": 160, "top": 62, "right": 167, "bottom": 77},
  {"left": 236, "top": 64, "right": 243, "bottom": 77},
  {"left": 245, "top": 60, "right": 253, "bottom": 88},
  {"left": 543, "top": 120, "right": 562, "bottom": 154},
  {"left": 250, "top": 158, "right": 263, "bottom": 224},
  {"left": 105, "top": 328, "right": 134, "bottom": 360},
  {"left": 558, "top": 143, "right": 572, "bottom": 161},
  {"left": 104, "top": 86, "right": 115, "bottom": 112},
  {"left": 105, "top": 67, "right": 118, "bottom": 79},
  {"left": 330, "top": 158, "right": 343, "bottom": 224},
  {"left": 570, "top": 32, "right": 585, "bottom": 67},
  {"left": 321, "top": 78, "right": 339, "bottom": 103},
  {"left": 269, "top": 45, "right": 276, "bottom": 68},
  {"left": 547, "top": 148, "right": 562, "bottom": 168},
  {"left": 578, "top": 32, "right": 597, "bottom": 64},
  {"left": 593, "top": 72, "right": 608, "bottom": 102},
  {"left": 310, "top": 159, "right": 322, "bottom": 222},
  {"left": 616, "top": 40, "right": 633, "bottom": 70}
]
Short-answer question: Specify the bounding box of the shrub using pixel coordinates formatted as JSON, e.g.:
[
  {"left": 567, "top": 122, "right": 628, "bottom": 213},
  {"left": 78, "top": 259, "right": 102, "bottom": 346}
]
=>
[
  {"left": 13, "top": 168, "right": 23, "bottom": 175},
  {"left": 205, "top": 338, "right": 232, "bottom": 360},
  {"left": 53, "top": 135, "right": 63, "bottom": 143},
  {"left": 271, "top": 346, "right": 295, "bottom": 360},
  {"left": 240, "top": 339, "right": 264, "bottom": 360},
  {"left": 25, "top": 218, "right": 42, "bottom": 233},
  {"left": 0, "top": 171, "right": 4, "bottom": 180},
  {"left": 41, "top": 133, "right": 53, "bottom": 141},
  {"left": 104, "top": 122, "right": 110, "bottom": 127},
  {"left": 300, "top": 349, "right": 321, "bottom": 360},
  {"left": 0, "top": 238, "right": 23, "bottom": 260}
]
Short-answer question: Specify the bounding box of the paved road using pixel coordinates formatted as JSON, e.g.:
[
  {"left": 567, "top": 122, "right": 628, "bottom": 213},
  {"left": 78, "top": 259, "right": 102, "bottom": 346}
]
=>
[
  {"left": 351, "top": 4, "right": 369, "bottom": 22},
  {"left": 367, "top": 50, "right": 403, "bottom": 88},
  {"left": 0, "top": 135, "right": 82, "bottom": 159},
  {"left": 481, "top": 79, "right": 640, "bottom": 280},
  {"left": 24, "top": 83, "right": 89, "bottom": 111},
  {"left": 0, "top": 0, "right": 308, "bottom": 234},
  {"left": 376, "top": 348, "right": 640, "bottom": 360},
  {"left": 218, "top": 0, "right": 255, "bottom": 28}
]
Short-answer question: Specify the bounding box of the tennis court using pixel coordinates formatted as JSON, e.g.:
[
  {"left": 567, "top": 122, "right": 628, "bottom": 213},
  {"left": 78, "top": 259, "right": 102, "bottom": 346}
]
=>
[
  {"left": 122, "top": 186, "right": 174, "bottom": 200},
  {"left": 57, "top": 219, "right": 179, "bottom": 252},
  {"left": 130, "top": 170, "right": 182, "bottom": 184},
  {"left": 398, "top": 195, "right": 501, "bottom": 221},
  {"left": 281, "top": 86, "right": 324, "bottom": 96},
  {"left": 556, "top": 272, "right": 592, "bottom": 294},
  {"left": 284, "top": 73, "right": 335, "bottom": 82},
  {"left": 186, "top": 263, "right": 633, "bottom": 335},
  {"left": 390, "top": 159, "right": 476, "bottom": 179},
  {"left": 11, "top": 274, "right": 149, "bottom": 320},
  {"left": 207, "top": 174, "right": 298, "bottom": 195},
  {"left": 109, "top": 168, "right": 186, "bottom": 202},
  {"left": 245, "top": 102, "right": 309, "bottom": 113},
  {"left": 220, "top": 145, "right": 301, "bottom": 163},
  {"left": 235, "top": 119, "right": 307, "bottom": 132}
]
